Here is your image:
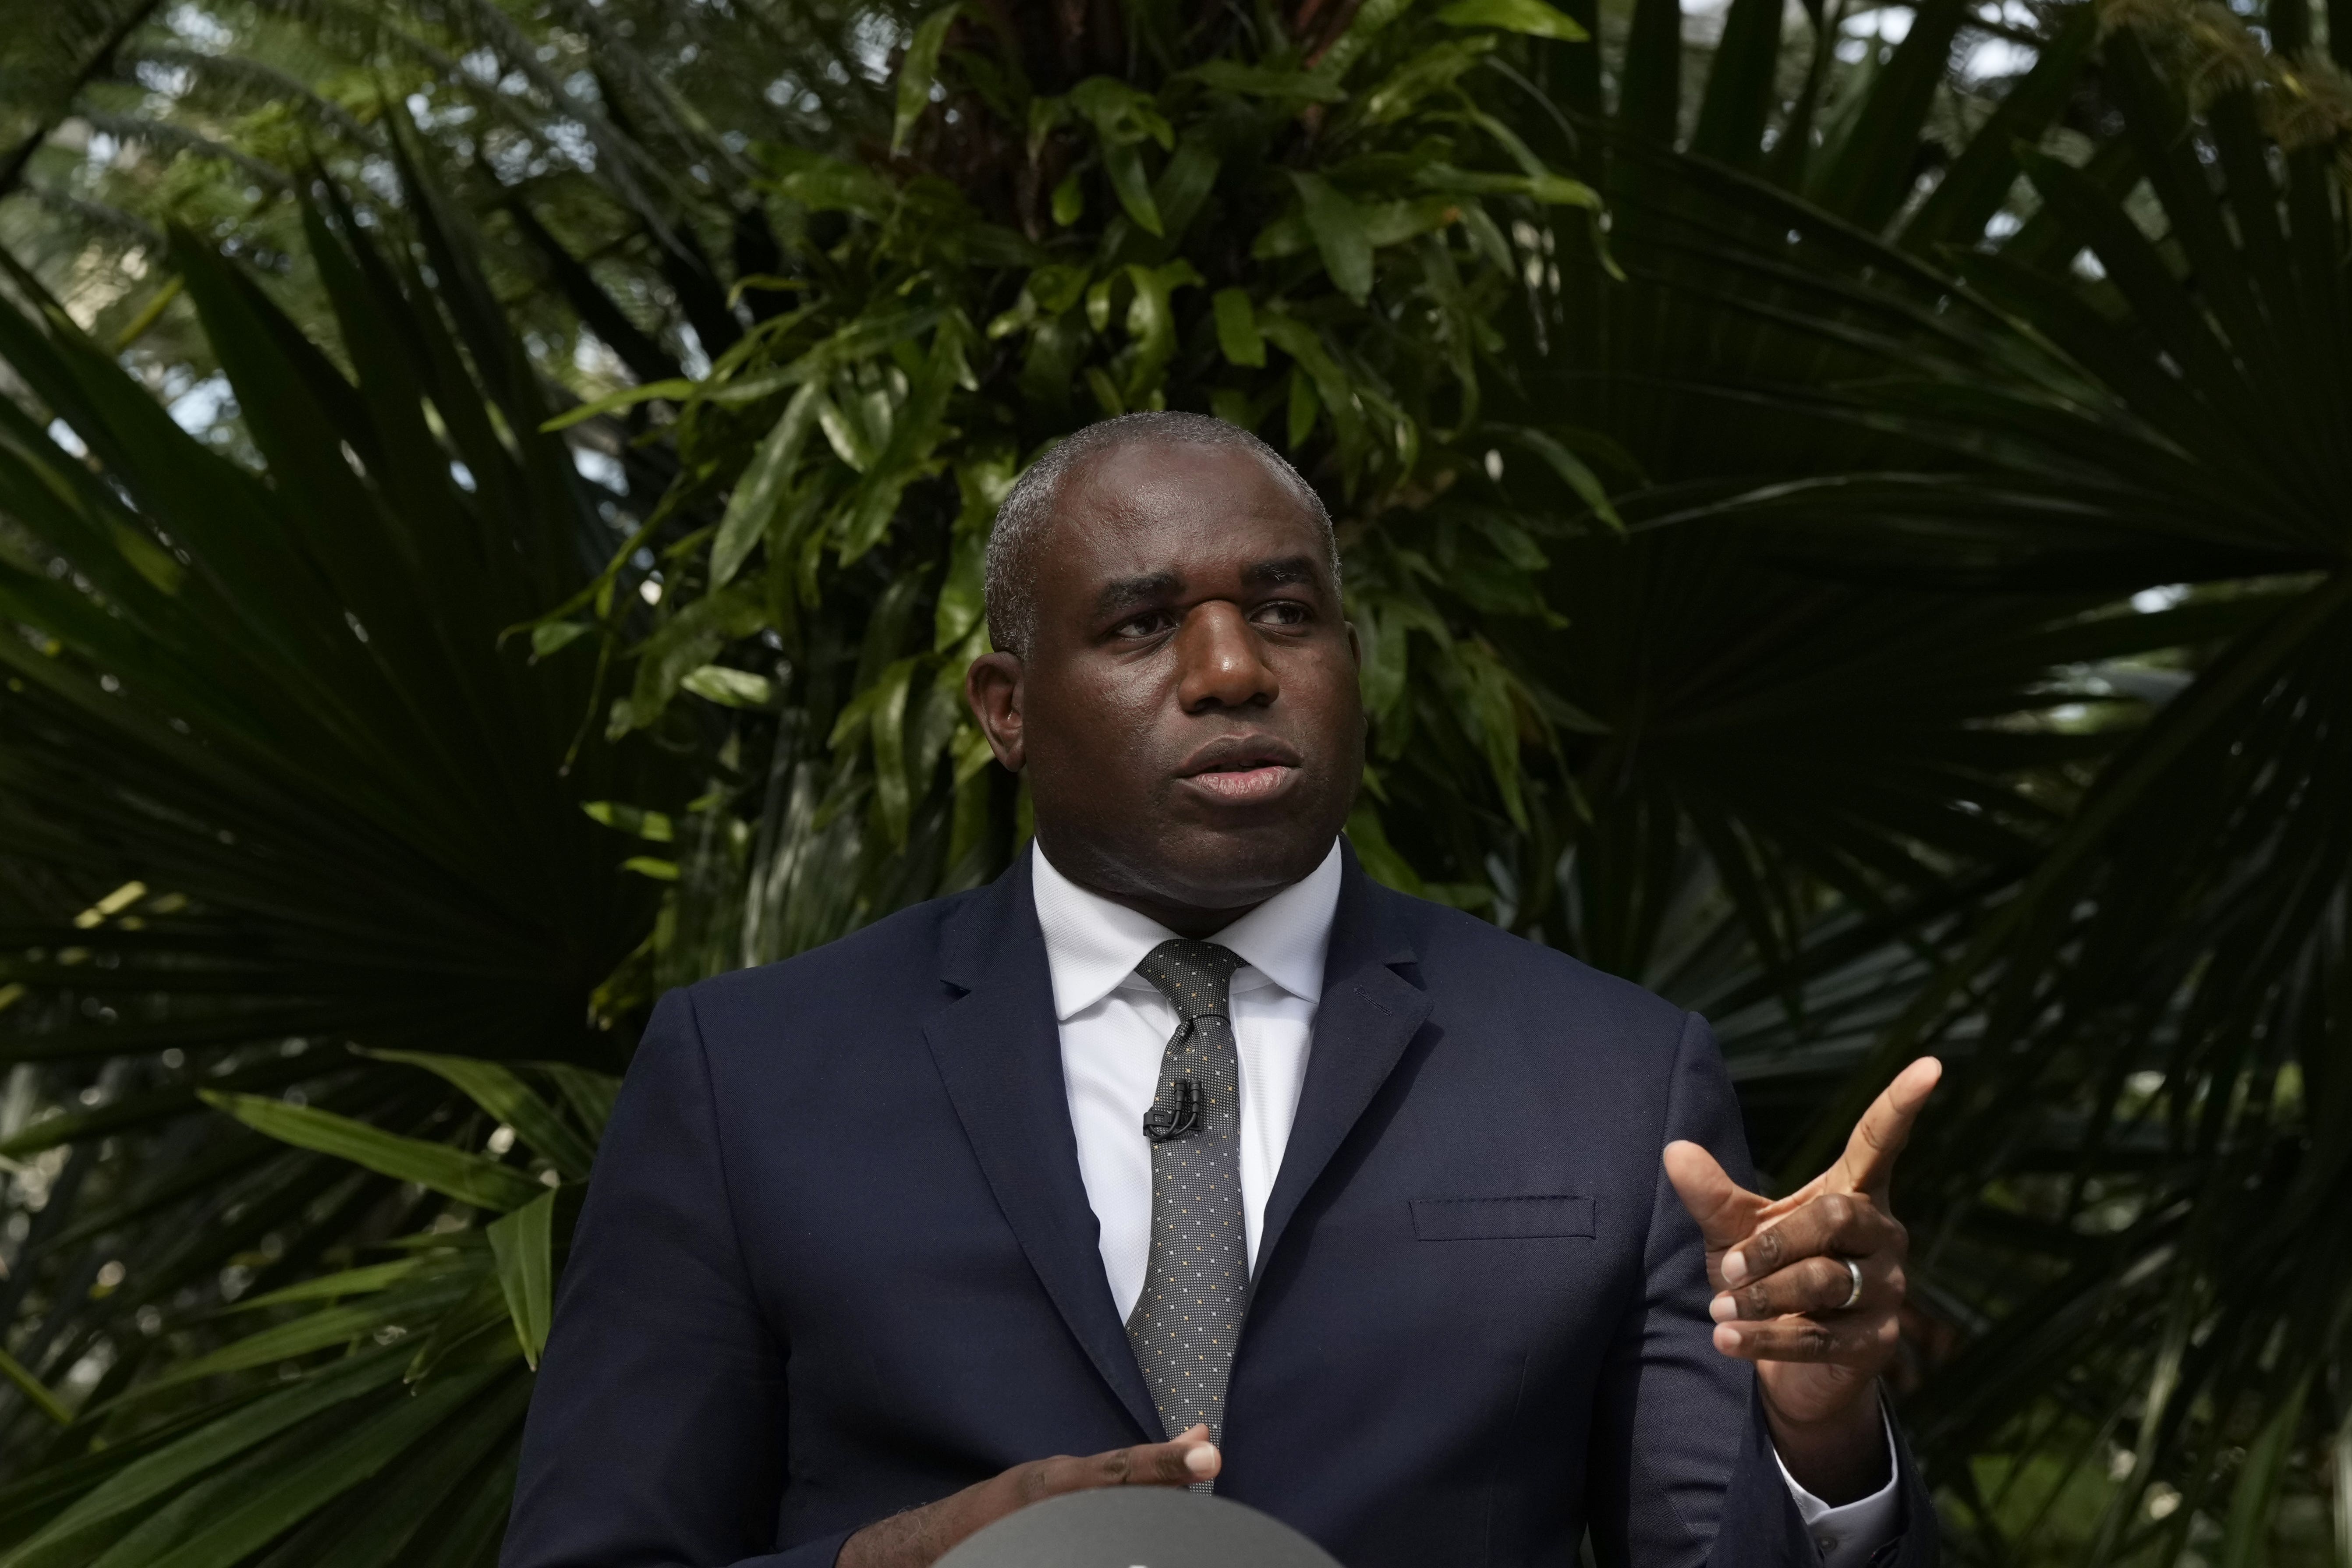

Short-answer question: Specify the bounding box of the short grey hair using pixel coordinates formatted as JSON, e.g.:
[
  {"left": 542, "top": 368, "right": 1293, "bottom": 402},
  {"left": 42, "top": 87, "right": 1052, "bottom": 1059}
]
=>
[{"left": 982, "top": 412, "right": 1340, "bottom": 658}]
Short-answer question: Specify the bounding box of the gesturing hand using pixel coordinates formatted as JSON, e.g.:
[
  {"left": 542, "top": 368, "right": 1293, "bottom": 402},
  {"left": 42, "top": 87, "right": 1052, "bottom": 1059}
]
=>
[
  {"left": 837, "top": 1427, "right": 1221, "bottom": 1568},
  {"left": 1663, "top": 1057, "right": 1941, "bottom": 1503}
]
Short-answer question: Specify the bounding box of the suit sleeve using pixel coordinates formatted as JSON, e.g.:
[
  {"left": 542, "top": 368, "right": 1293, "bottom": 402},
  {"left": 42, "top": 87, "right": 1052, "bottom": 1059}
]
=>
[
  {"left": 502, "top": 988, "right": 853, "bottom": 1568},
  {"left": 1581, "top": 1011, "right": 1937, "bottom": 1568}
]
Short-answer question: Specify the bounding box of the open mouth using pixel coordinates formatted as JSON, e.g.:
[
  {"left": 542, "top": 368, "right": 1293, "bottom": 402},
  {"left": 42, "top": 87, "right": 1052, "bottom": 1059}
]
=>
[{"left": 1178, "top": 735, "right": 1303, "bottom": 804}]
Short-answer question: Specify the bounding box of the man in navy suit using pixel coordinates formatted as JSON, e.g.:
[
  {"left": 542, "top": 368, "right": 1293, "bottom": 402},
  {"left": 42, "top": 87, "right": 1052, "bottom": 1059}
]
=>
[{"left": 503, "top": 413, "right": 1942, "bottom": 1568}]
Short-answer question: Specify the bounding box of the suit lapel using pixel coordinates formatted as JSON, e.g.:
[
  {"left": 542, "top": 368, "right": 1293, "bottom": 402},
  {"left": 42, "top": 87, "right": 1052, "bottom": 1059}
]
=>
[
  {"left": 1252, "top": 844, "right": 1432, "bottom": 1288},
  {"left": 922, "top": 856, "right": 1164, "bottom": 1441}
]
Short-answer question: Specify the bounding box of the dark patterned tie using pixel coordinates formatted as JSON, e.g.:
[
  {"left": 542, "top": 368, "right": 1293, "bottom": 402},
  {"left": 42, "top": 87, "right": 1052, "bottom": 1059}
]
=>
[{"left": 1128, "top": 939, "right": 1250, "bottom": 1461}]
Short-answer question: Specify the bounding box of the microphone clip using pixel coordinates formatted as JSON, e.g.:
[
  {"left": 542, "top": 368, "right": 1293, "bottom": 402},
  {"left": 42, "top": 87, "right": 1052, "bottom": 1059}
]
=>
[{"left": 1141, "top": 1080, "right": 1201, "bottom": 1143}]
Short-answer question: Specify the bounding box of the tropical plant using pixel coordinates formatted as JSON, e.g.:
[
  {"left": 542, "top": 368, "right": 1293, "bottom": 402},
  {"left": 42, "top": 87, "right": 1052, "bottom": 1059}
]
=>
[
  {"left": 0, "top": 1051, "right": 613, "bottom": 1568},
  {"left": 1527, "top": 0, "right": 2352, "bottom": 1554},
  {"left": 0, "top": 139, "right": 673, "bottom": 1553},
  {"left": 1732, "top": 11, "right": 2352, "bottom": 1563},
  {"left": 0, "top": 0, "right": 905, "bottom": 400}
]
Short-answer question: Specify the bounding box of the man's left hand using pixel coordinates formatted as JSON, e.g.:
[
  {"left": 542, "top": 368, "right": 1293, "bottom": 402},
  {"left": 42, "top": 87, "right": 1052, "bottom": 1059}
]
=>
[{"left": 1663, "top": 1057, "right": 1941, "bottom": 1504}]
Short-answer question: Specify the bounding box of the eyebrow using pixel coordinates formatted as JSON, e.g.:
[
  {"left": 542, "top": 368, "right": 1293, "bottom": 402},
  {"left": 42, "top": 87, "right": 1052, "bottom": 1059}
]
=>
[
  {"left": 1090, "top": 556, "right": 1326, "bottom": 622},
  {"left": 1241, "top": 556, "right": 1319, "bottom": 590},
  {"left": 1094, "top": 571, "right": 1182, "bottom": 620}
]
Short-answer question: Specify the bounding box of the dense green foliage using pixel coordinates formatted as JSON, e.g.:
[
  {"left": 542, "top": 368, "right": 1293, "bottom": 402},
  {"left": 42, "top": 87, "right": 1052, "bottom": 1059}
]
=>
[
  {"left": 0, "top": 131, "right": 668, "bottom": 1564},
  {"left": 549, "top": 0, "right": 1644, "bottom": 1001},
  {"left": 2, "top": 0, "right": 2352, "bottom": 1563}
]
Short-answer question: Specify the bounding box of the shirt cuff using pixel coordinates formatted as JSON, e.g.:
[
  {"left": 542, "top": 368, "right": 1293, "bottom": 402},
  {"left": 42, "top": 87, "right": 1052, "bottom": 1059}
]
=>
[{"left": 1772, "top": 1406, "right": 1902, "bottom": 1568}]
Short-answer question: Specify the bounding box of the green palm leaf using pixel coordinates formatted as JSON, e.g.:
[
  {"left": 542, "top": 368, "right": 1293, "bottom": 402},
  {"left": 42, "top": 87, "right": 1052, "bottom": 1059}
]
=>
[
  {"left": 1592, "top": 3, "right": 2352, "bottom": 1552},
  {"left": 0, "top": 145, "right": 675, "bottom": 1543}
]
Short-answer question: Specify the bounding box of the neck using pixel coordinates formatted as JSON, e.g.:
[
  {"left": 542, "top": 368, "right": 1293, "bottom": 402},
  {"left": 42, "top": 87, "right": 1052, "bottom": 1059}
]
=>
[
  {"left": 1070, "top": 876, "right": 1265, "bottom": 941},
  {"left": 1032, "top": 833, "right": 1283, "bottom": 939}
]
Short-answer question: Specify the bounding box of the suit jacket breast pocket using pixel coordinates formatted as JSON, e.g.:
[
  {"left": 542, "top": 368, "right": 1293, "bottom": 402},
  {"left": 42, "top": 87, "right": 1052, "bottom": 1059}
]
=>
[{"left": 1409, "top": 1195, "right": 1596, "bottom": 1241}]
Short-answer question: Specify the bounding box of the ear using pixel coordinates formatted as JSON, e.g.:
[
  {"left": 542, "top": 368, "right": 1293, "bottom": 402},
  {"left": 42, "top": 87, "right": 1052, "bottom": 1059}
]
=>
[{"left": 963, "top": 650, "right": 1026, "bottom": 772}]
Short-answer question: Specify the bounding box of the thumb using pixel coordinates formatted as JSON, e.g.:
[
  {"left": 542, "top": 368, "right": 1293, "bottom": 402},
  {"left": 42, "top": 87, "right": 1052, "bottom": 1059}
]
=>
[
  {"left": 1163, "top": 1426, "right": 1220, "bottom": 1483},
  {"left": 1663, "top": 1140, "right": 1766, "bottom": 1251}
]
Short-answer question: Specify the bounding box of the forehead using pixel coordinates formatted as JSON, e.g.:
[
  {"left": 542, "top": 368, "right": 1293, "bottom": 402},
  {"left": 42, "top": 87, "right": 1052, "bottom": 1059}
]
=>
[{"left": 1041, "top": 438, "right": 1325, "bottom": 578}]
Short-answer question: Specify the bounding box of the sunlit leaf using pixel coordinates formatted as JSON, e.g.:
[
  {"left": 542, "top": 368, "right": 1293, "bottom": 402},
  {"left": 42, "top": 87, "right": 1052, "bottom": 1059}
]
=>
[
  {"left": 682, "top": 665, "right": 779, "bottom": 709},
  {"left": 892, "top": 5, "right": 965, "bottom": 157},
  {"left": 712, "top": 382, "right": 825, "bottom": 588},
  {"left": 200, "top": 1094, "right": 545, "bottom": 1213},
  {"left": 361, "top": 1050, "right": 599, "bottom": 1180},
  {"left": 487, "top": 1192, "right": 557, "bottom": 1370},
  {"left": 1436, "top": 0, "right": 1590, "bottom": 39}
]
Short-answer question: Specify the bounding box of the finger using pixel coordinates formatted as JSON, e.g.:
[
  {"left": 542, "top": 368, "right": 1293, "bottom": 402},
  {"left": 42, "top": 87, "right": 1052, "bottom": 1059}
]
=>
[
  {"left": 1170, "top": 1426, "right": 1220, "bottom": 1481},
  {"left": 1722, "top": 1191, "right": 1899, "bottom": 1286},
  {"left": 1712, "top": 1258, "right": 1861, "bottom": 1325},
  {"left": 1828, "top": 1057, "right": 1942, "bottom": 1197},
  {"left": 1662, "top": 1140, "right": 1769, "bottom": 1251},
  {"left": 1102, "top": 1428, "right": 1220, "bottom": 1486},
  {"left": 1710, "top": 1255, "right": 1883, "bottom": 1324},
  {"left": 1712, "top": 1313, "right": 1899, "bottom": 1363},
  {"left": 1031, "top": 1431, "right": 1219, "bottom": 1499}
]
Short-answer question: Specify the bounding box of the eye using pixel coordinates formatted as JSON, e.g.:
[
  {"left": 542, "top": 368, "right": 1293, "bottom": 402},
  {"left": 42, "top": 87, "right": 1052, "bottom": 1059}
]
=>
[
  {"left": 1112, "top": 610, "right": 1176, "bottom": 639},
  {"left": 1253, "top": 599, "right": 1310, "bottom": 627}
]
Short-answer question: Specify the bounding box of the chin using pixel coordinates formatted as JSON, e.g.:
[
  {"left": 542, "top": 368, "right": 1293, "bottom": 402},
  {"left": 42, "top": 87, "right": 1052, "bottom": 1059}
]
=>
[{"left": 1155, "top": 814, "right": 1337, "bottom": 902}]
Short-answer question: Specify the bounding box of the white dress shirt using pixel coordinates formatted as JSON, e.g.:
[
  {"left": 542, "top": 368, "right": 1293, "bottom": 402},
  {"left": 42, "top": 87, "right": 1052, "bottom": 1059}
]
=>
[
  {"left": 1030, "top": 838, "right": 1900, "bottom": 1567},
  {"left": 1033, "top": 838, "right": 1340, "bottom": 1307}
]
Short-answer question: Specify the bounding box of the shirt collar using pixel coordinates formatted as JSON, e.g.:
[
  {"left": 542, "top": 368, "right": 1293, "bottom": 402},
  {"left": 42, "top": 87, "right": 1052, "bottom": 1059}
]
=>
[{"left": 1030, "top": 838, "right": 1344, "bottom": 1022}]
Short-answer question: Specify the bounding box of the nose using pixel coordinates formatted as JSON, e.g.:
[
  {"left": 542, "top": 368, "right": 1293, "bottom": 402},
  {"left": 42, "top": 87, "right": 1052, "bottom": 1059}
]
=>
[{"left": 1174, "top": 602, "right": 1280, "bottom": 713}]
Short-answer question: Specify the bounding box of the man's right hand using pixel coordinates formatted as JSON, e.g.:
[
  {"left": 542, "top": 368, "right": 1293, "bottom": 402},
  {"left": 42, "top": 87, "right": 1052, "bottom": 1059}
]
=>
[{"left": 836, "top": 1426, "right": 1221, "bottom": 1568}]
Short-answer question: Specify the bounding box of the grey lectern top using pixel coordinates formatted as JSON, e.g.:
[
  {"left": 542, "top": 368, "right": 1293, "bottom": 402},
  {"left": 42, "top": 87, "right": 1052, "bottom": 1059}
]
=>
[{"left": 933, "top": 1489, "right": 1344, "bottom": 1568}]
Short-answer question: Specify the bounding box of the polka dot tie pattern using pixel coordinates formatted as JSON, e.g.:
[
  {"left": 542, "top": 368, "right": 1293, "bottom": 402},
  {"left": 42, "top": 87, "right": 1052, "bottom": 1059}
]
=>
[{"left": 1128, "top": 938, "right": 1249, "bottom": 1469}]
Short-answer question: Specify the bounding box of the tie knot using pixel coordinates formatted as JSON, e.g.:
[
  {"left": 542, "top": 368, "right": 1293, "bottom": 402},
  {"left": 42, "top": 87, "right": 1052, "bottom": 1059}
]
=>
[{"left": 1135, "top": 939, "right": 1244, "bottom": 1020}]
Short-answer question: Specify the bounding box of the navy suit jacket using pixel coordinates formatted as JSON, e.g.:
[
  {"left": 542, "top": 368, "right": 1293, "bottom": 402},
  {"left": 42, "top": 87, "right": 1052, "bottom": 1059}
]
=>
[{"left": 503, "top": 844, "right": 1935, "bottom": 1568}]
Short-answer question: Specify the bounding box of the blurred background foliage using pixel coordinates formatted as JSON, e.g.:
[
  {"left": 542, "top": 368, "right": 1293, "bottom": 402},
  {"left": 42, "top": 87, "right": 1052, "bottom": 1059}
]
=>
[{"left": 0, "top": 0, "right": 2349, "bottom": 1563}]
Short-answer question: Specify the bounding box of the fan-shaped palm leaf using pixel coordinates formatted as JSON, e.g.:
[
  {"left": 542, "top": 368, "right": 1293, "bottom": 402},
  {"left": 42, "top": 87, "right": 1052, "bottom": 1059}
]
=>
[{"left": 0, "top": 152, "right": 674, "bottom": 1484}]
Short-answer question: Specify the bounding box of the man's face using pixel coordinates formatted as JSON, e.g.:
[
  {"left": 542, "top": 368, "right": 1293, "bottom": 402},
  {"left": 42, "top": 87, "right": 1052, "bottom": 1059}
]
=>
[{"left": 965, "top": 438, "right": 1363, "bottom": 931}]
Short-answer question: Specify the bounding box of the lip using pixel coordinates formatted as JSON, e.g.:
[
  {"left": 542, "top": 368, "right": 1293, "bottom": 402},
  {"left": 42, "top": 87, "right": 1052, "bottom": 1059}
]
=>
[{"left": 1175, "top": 734, "right": 1305, "bottom": 806}]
